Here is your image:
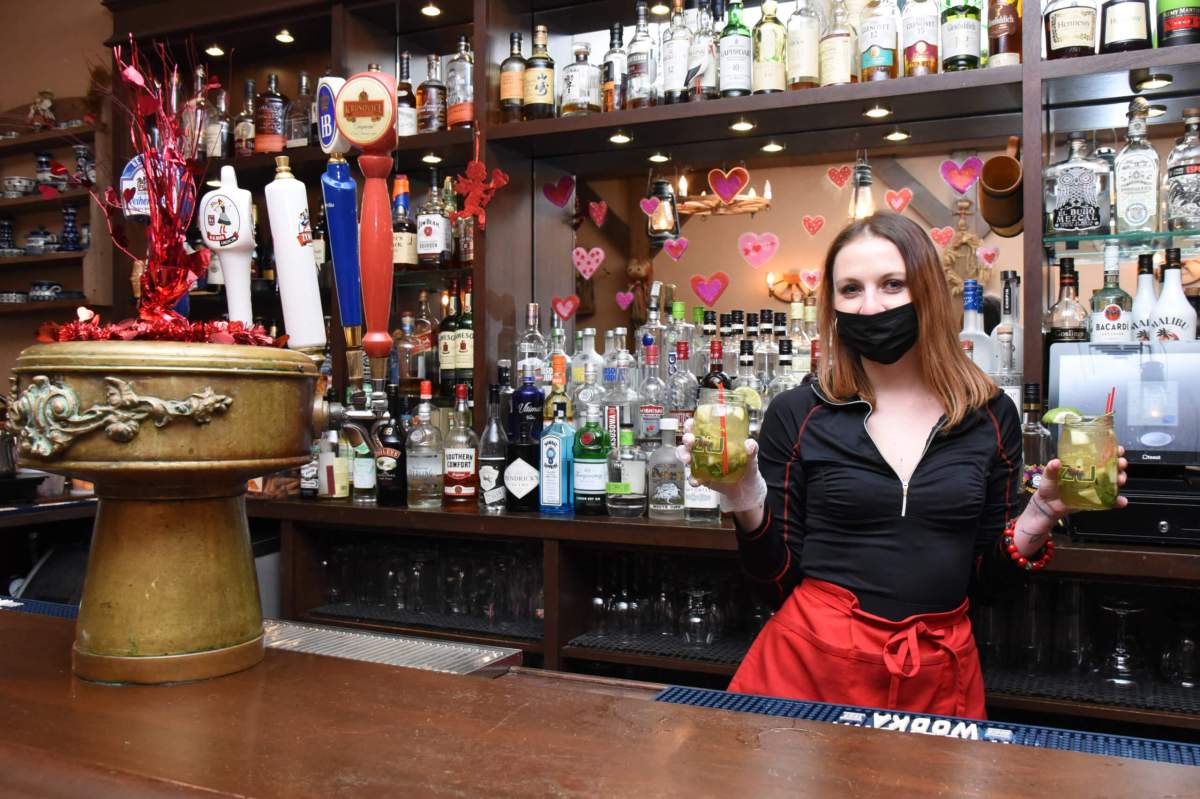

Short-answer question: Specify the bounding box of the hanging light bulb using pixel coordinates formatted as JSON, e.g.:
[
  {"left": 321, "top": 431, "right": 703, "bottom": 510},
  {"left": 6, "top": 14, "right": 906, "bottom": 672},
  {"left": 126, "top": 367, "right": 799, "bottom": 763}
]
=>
[{"left": 849, "top": 152, "right": 876, "bottom": 221}]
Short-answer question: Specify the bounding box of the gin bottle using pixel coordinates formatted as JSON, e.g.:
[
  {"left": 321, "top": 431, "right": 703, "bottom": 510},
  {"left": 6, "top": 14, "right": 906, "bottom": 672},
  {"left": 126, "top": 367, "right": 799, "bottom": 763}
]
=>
[
  {"left": 1044, "top": 132, "right": 1112, "bottom": 235},
  {"left": 606, "top": 428, "right": 647, "bottom": 517},
  {"left": 1166, "top": 107, "right": 1200, "bottom": 231},
  {"left": 573, "top": 404, "right": 611, "bottom": 515},
  {"left": 1114, "top": 98, "right": 1160, "bottom": 234},
  {"left": 540, "top": 402, "right": 575, "bottom": 514},
  {"left": 648, "top": 419, "right": 685, "bottom": 520}
]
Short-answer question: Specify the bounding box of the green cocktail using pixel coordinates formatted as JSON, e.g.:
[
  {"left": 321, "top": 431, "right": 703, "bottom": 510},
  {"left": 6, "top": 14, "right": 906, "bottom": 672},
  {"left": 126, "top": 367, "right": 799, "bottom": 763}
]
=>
[
  {"left": 1055, "top": 414, "right": 1120, "bottom": 511},
  {"left": 693, "top": 389, "right": 749, "bottom": 484}
]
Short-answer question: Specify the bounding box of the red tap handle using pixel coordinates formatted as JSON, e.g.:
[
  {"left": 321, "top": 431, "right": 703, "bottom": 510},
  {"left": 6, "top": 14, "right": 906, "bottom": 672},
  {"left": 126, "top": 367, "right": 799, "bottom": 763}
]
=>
[{"left": 358, "top": 153, "right": 394, "bottom": 361}]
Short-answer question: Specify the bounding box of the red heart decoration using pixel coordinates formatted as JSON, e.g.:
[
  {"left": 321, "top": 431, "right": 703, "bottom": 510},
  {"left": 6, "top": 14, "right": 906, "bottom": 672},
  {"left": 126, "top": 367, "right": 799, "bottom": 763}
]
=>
[
  {"left": 940, "top": 157, "right": 984, "bottom": 195},
  {"left": 663, "top": 237, "right": 689, "bottom": 261},
  {"left": 802, "top": 215, "right": 825, "bottom": 236},
  {"left": 737, "top": 232, "right": 780, "bottom": 268},
  {"left": 572, "top": 246, "right": 605, "bottom": 279},
  {"left": 707, "top": 167, "right": 751, "bottom": 204},
  {"left": 588, "top": 200, "right": 608, "bottom": 228},
  {"left": 639, "top": 197, "right": 660, "bottom": 217},
  {"left": 542, "top": 175, "right": 575, "bottom": 208},
  {"left": 122, "top": 186, "right": 136, "bottom": 204},
  {"left": 615, "top": 291, "right": 635, "bottom": 311},
  {"left": 799, "top": 269, "right": 821, "bottom": 292},
  {"left": 552, "top": 294, "right": 580, "bottom": 320},
  {"left": 827, "top": 165, "right": 852, "bottom": 189},
  {"left": 885, "top": 187, "right": 913, "bottom": 214},
  {"left": 930, "top": 226, "right": 954, "bottom": 248},
  {"left": 976, "top": 246, "right": 1000, "bottom": 266},
  {"left": 690, "top": 272, "right": 730, "bottom": 307}
]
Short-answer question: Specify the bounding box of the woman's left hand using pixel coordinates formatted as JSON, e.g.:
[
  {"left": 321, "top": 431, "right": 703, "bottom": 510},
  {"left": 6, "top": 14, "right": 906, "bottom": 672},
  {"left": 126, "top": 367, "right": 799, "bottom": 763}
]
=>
[{"left": 1035, "top": 445, "right": 1130, "bottom": 515}]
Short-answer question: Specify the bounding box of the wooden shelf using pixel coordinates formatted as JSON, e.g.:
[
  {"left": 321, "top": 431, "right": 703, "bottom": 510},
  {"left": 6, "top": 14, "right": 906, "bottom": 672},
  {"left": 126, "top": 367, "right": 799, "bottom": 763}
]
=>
[
  {"left": 0, "top": 252, "right": 86, "bottom": 268},
  {"left": 0, "top": 299, "right": 88, "bottom": 316},
  {"left": 1040, "top": 42, "right": 1200, "bottom": 84},
  {"left": 203, "top": 147, "right": 329, "bottom": 185},
  {"left": 395, "top": 128, "right": 474, "bottom": 173},
  {"left": 987, "top": 692, "right": 1200, "bottom": 732},
  {"left": 0, "top": 125, "right": 95, "bottom": 158},
  {"left": 1046, "top": 537, "right": 1200, "bottom": 584},
  {"left": 0, "top": 189, "right": 92, "bottom": 214},
  {"left": 299, "top": 610, "right": 544, "bottom": 654}
]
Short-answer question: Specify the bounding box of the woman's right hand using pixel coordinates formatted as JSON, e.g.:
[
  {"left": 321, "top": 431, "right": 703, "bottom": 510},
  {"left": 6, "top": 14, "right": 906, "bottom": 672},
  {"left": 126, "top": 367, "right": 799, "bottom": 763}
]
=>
[{"left": 676, "top": 418, "right": 767, "bottom": 515}]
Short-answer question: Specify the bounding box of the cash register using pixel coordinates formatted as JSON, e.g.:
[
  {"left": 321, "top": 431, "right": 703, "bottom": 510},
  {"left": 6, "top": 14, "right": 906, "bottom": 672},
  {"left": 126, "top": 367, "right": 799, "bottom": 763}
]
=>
[{"left": 1048, "top": 341, "right": 1200, "bottom": 545}]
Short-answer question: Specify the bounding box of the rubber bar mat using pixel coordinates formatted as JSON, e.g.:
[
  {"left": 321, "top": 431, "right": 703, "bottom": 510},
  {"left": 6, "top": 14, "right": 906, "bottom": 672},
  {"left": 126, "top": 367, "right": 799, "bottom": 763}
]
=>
[
  {"left": 655, "top": 685, "right": 1200, "bottom": 766},
  {"left": 566, "top": 631, "right": 752, "bottom": 664},
  {"left": 985, "top": 667, "right": 1200, "bottom": 715},
  {"left": 0, "top": 596, "right": 78, "bottom": 619},
  {"left": 310, "top": 602, "right": 543, "bottom": 641}
]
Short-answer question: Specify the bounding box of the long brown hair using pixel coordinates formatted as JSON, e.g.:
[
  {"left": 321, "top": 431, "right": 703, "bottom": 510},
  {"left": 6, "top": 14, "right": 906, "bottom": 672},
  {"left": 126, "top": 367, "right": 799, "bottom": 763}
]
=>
[{"left": 816, "top": 214, "right": 995, "bottom": 428}]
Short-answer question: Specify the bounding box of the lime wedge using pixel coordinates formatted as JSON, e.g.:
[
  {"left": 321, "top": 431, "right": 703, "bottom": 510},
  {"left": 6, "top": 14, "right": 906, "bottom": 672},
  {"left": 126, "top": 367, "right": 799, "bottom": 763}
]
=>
[{"left": 1042, "top": 406, "right": 1084, "bottom": 425}]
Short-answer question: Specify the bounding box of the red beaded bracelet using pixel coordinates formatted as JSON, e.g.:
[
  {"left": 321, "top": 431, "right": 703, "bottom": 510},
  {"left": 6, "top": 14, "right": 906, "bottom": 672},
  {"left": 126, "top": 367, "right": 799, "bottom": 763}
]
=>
[{"left": 1003, "top": 517, "right": 1055, "bottom": 571}]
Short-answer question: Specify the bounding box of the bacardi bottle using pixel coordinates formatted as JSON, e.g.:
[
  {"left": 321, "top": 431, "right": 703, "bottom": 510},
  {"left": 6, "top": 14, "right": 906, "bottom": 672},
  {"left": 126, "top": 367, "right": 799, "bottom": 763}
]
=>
[{"left": 1089, "top": 242, "right": 1133, "bottom": 343}]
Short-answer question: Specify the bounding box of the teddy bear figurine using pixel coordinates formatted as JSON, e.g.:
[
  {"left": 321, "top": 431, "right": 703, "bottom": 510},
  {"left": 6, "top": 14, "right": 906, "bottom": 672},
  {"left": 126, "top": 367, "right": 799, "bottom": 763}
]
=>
[{"left": 626, "top": 257, "right": 652, "bottom": 328}]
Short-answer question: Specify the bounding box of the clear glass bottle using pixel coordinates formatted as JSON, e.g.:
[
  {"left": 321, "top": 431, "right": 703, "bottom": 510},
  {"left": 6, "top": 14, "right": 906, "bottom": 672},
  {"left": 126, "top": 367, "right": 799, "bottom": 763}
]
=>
[
  {"left": 789, "top": 301, "right": 812, "bottom": 373},
  {"left": 1130, "top": 252, "right": 1159, "bottom": 342},
  {"left": 204, "top": 88, "right": 232, "bottom": 158},
  {"left": 990, "top": 270, "right": 1024, "bottom": 373},
  {"left": 754, "top": 306, "right": 779, "bottom": 385},
  {"left": 1150, "top": 247, "right": 1198, "bottom": 341},
  {"left": 1090, "top": 242, "right": 1134, "bottom": 343},
  {"left": 443, "top": 384, "right": 479, "bottom": 508},
  {"left": 787, "top": 0, "right": 823, "bottom": 89},
  {"left": 1021, "top": 383, "right": 1052, "bottom": 492},
  {"left": 648, "top": 419, "right": 685, "bottom": 520},
  {"left": 1167, "top": 108, "right": 1200, "bottom": 231},
  {"left": 406, "top": 381, "right": 444, "bottom": 509},
  {"left": 285, "top": 71, "right": 313, "bottom": 148},
  {"left": 393, "top": 314, "right": 426, "bottom": 404},
  {"left": 540, "top": 402, "right": 575, "bottom": 514},
  {"left": 721, "top": 0, "right": 754, "bottom": 96},
  {"left": 1044, "top": 0, "right": 1098, "bottom": 58},
  {"left": 1115, "top": 98, "right": 1160, "bottom": 234},
  {"left": 753, "top": 0, "right": 787, "bottom": 93},
  {"left": 628, "top": 1, "right": 659, "bottom": 107},
  {"left": 992, "top": 331, "right": 1023, "bottom": 410},
  {"left": 573, "top": 404, "right": 611, "bottom": 515},
  {"left": 234, "top": 78, "right": 256, "bottom": 157},
  {"left": 397, "top": 51, "right": 418, "bottom": 136},
  {"left": 479, "top": 385, "right": 509, "bottom": 513},
  {"left": 902, "top": 0, "right": 940, "bottom": 75},
  {"left": 182, "top": 65, "right": 209, "bottom": 161},
  {"left": 1045, "top": 258, "right": 1090, "bottom": 345},
  {"left": 254, "top": 73, "right": 287, "bottom": 153},
  {"left": 694, "top": 310, "right": 718, "bottom": 377},
  {"left": 571, "top": 327, "right": 604, "bottom": 386},
  {"left": 637, "top": 342, "right": 669, "bottom": 451},
  {"left": 603, "top": 339, "right": 639, "bottom": 449},
  {"left": 572, "top": 362, "right": 606, "bottom": 430},
  {"left": 1044, "top": 133, "right": 1113, "bottom": 235},
  {"left": 603, "top": 24, "right": 628, "bottom": 112},
  {"left": 668, "top": 341, "right": 700, "bottom": 427},
  {"left": 663, "top": 0, "right": 693, "bottom": 103},
  {"left": 767, "top": 339, "right": 803, "bottom": 403},
  {"left": 606, "top": 427, "right": 647, "bottom": 517},
  {"left": 663, "top": 301, "right": 694, "bottom": 377},
  {"left": 417, "top": 54, "right": 448, "bottom": 133},
  {"left": 859, "top": 0, "right": 899, "bottom": 81},
  {"left": 517, "top": 303, "right": 548, "bottom": 390},
  {"left": 959, "top": 280, "right": 994, "bottom": 368},
  {"left": 447, "top": 34, "right": 475, "bottom": 130},
  {"left": 988, "top": 0, "right": 1023, "bottom": 66},
  {"left": 546, "top": 315, "right": 572, "bottom": 395},
  {"left": 524, "top": 24, "right": 556, "bottom": 120},
  {"left": 731, "top": 339, "right": 765, "bottom": 438},
  {"left": 689, "top": 0, "right": 720, "bottom": 100},
  {"left": 561, "top": 40, "right": 602, "bottom": 116},
  {"left": 820, "top": 0, "right": 859, "bottom": 86},
  {"left": 500, "top": 34, "right": 526, "bottom": 124},
  {"left": 941, "top": 0, "right": 982, "bottom": 71},
  {"left": 417, "top": 172, "right": 452, "bottom": 269},
  {"left": 414, "top": 290, "right": 440, "bottom": 385}
]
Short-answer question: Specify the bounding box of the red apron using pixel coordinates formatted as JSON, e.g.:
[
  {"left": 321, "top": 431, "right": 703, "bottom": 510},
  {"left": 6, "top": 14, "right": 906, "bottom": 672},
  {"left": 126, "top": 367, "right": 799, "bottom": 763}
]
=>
[{"left": 729, "top": 579, "right": 986, "bottom": 720}]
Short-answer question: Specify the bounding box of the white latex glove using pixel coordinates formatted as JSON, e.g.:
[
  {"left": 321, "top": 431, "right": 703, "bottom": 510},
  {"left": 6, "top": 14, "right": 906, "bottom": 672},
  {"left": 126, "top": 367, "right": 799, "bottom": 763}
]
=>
[{"left": 676, "top": 417, "right": 768, "bottom": 514}]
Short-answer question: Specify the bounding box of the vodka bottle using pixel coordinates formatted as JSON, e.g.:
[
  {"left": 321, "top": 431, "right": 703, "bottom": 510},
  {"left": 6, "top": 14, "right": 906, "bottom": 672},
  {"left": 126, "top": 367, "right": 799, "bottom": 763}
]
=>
[
  {"left": 571, "top": 327, "right": 604, "bottom": 385},
  {"left": 668, "top": 341, "right": 700, "bottom": 427},
  {"left": 636, "top": 341, "right": 669, "bottom": 451},
  {"left": 405, "top": 381, "right": 444, "bottom": 508},
  {"left": 767, "top": 338, "right": 804, "bottom": 403},
  {"left": 606, "top": 427, "right": 647, "bottom": 517},
  {"left": 958, "top": 280, "right": 993, "bottom": 368},
  {"left": 732, "top": 339, "right": 766, "bottom": 438},
  {"left": 571, "top": 362, "right": 606, "bottom": 429},
  {"left": 603, "top": 345, "right": 639, "bottom": 450},
  {"left": 990, "top": 270, "right": 1024, "bottom": 372},
  {"left": 516, "top": 302, "right": 548, "bottom": 388},
  {"left": 754, "top": 305, "right": 779, "bottom": 384},
  {"left": 1167, "top": 108, "right": 1200, "bottom": 231},
  {"left": 648, "top": 419, "right": 686, "bottom": 519}
]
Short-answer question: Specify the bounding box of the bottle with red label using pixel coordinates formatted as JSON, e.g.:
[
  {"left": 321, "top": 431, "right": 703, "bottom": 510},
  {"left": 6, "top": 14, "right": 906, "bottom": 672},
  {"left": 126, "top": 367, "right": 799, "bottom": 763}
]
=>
[
  {"left": 446, "top": 35, "right": 475, "bottom": 130},
  {"left": 636, "top": 338, "right": 668, "bottom": 450},
  {"left": 443, "top": 383, "right": 479, "bottom": 508},
  {"left": 254, "top": 73, "right": 288, "bottom": 153}
]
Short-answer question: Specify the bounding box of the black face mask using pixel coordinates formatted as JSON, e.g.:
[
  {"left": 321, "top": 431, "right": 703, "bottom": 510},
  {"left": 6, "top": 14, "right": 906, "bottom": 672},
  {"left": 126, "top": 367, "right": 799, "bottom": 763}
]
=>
[{"left": 834, "top": 303, "right": 919, "bottom": 365}]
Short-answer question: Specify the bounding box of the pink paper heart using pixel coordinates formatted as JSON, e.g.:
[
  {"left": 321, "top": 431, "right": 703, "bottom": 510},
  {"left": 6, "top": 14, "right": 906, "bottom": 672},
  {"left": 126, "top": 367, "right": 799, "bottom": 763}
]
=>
[
  {"left": 572, "top": 246, "right": 605, "bottom": 279},
  {"left": 663, "top": 237, "right": 689, "bottom": 261},
  {"left": 707, "top": 167, "right": 750, "bottom": 204},
  {"left": 799, "top": 269, "right": 821, "bottom": 292},
  {"left": 737, "top": 232, "right": 780, "bottom": 269},
  {"left": 552, "top": 294, "right": 580, "bottom": 320},
  {"left": 690, "top": 272, "right": 730, "bottom": 307},
  {"left": 930, "top": 226, "right": 954, "bottom": 248},
  {"left": 542, "top": 175, "right": 575, "bottom": 208},
  {"left": 940, "top": 157, "right": 984, "bottom": 195},
  {"left": 802, "top": 215, "right": 825, "bottom": 236},
  {"left": 827, "top": 165, "right": 852, "bottom": 189},
  {"left": 976, "top": 246, "right": 1000, "bottom": 266},
  {"left": 885, "top": 187, "right": 913, "bottom": 213},
  {"left": 588, "top": 200, "right": 608, "bottom": 228},
  {"left": 615, "top": 290, "right": 635, "bottom": 311},
  {"left": 639, "top": 197, "right": 660, "bottom": 217}
]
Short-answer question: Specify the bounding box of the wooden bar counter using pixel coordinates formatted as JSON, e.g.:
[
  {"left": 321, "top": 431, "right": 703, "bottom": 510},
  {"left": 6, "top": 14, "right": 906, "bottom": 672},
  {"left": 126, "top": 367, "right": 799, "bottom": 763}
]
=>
[{"left": 1, "top": 612, "right": 1197, "bottom": 798}]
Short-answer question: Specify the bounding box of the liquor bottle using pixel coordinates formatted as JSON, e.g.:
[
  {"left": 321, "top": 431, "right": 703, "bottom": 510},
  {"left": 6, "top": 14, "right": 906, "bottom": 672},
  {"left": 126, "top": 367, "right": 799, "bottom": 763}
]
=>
[
  {"left": 990, "top": 270, "right": 1024, "bottom": 372},
  {"left": 701, "top": 340, "right": 734, "bottom": 389},
  {"left": 406, "top": 381, "right": 444, "bottom": 509},
  {"left": 668, "top": 341, "right": 700, "bottom": 426},
  {"left": 1167, "top": 108, "right": 1200, "bottom": 231},
  {"left": 1045, "top": 259, "right": 1089, "bottom": 346},
  {"left": 755, "top": 306, "right": 779, "bottom": 384},
  {"left": 1021, "top": 383, "right": 1052, "bottom": 492},
  {"left": 311, "top": 202, "right": 328, "bottom": 278},
  {"left": 787, "top": 0, "right": 823, "bottom": 89},
  {"left": 694, "top": 310, "right": 718, "bottom": 377},
  {"left": 959, "top": 280, "right": 994, "bottom": 368},
  {"left": 391, "top": 175, "right": 418, "bottom": 270},
  {"left": 637, "top": 342, "right": 669, "bottom": 450},
  {"left": 571, "top": 327, "right": 604, "bottom": 385},
  {"left": 730, "top": 309, "right": 746, "bottom": 353},
  {"left": 810, "top": 337, "right": 823, "bottom": 374},
  {"left": 393, "top": 314, "right": 426, "bottom": 402},
  {"left": 417, "top": 54, "right": 448, "bottom": 133},
  {"left": 648, "top": 419, "right": 685, "bottom": 520},
  {"left": 602, "top": 24, "right": 628, "bottom": 112},
  {"left": 1159, "top": 0, "right": 1200, "bottom": 46},
  {"left": 540, "top": 402, "right": 575, "bottom": 514},
  {"left": 603, "top": 343, "right": 639, "bottom": 448},
  {"left": 455, "top": 276, "right": 474, "bottom": 393},
  {"left": 254, "top": 73, "right": 287, "bottom": 153},
  {"left": 512, "top": 365, "right": 545, "bottom": 442},
  {"left": 663, "top": 0, "right": 693, "bottom": 104},
  {"left": 524, "top": 25, "right": 557, "bottom": 120},
  {"left": 497, "top": 359, "right": 516, "bottom": 436},
  {"left": 988, "top": 0, "right": 1022, "bottom": 66},
  {"left": 606, "top": 427, "right": 647, "bottom": 517},
  {"left": 1099, "top": 0, "right": 1150, "bottom": 51},
  {"left": 1130, "top": 253, "right": 1159, "bottom": 342},
  {"left": 902, "top": 0, "right": 940, "bottom": 75},
  {"left": 505, "top": 411, "right": 541, "bottom": 513},
  {"left": 285, "top": 71, "right": 314, "bottom": 148},
  {"left": 562, "top": 40, "right": 602, "bottom": 116},
  {"left": 941, "top": 0, "right": 981, "bottom": 71},
  {"left": 569, "top": 361, "right": 605, "bottom": 428},
  {"left": 767, "top": 338, "right": 803, "bottom": 403},
  {"left": 376, "top": 384, "right": 407, "bottom": 507},
  {"left": 789, "top": 301, "right": 812, "bottom": 373},
  {"left": 500, "top": 34, "right": 526, "bottom": 123},
  {"left": 333, "top": 418, "right": 352, "bottom": 499},
  {"left": 439, "top": 278, "right": 460, "bottom": 398},
  {"left": 1043, "top": 0, "right": 1098, "bottom": 58},
  {"left": 442, "top": 175, "right": 460, "bottom": 267},
  {"left": 1150, "top": 248, "right": 1198, "bottom": 341},
  {"left": 572, "top": 404, "right": 610, "bottom": 515},
  {"left": 397, "top": 51, "right": 418, "bottom": 136},
  {"left": 416, "top": 173, "right": 452, "bottom": 268},
  {"left": 479, "top": 385, "right": 509, "bottom": 513},
  {"left": 745, "top": 312, "right": 759, "bottom": 354},
  {"left": 1044, "top": 133, "right": 1112, "bottom": 235},
  {"left": 732, "top": 339, "right": 766, "bottom": 438},
  {"left": 234, "top": 78, "right": 256, "bottom": 157},
  {"left": 204, "top": 88, "right": 232, "bottom": 158},
  {"left": 1115, "top": 99, "right": 1160, "bottom": 235},
  {"left": 544, "top": 354, "right": 574, "bottom": 422},
  {"left": 720, "top": 0, "right": 754, "bottom": 96},
  {"left": 859, "top": 0, "right": 899, "bottom": 81},
  {"left": 753, "top": 0, "right": 787, "bottom": 93},
  {"left": 820, "top": 0, "right": 858, "bottom": 86},
  {"left": 689, "top": 0, "right": 720, "bottom": 100},
  {"left": 629, "top": 1, "right": 659, "bottom": 108},
  {"left": 443, "top": 384, "right": 479, "bottom": 508},
  {"left": 719, "top": 313, "right": 733, "bottom": 347},
  {"left": 300, "top": 438, "right": 320, "bottom": 499},
  {"left": 991, "top": 330, "right": 1022, "bottom": 410},
  {"left": 182, "top": 65, "right": 209, "bottom": 161},
  {"left": 665, "top": 300, "right": 695, "bottom": 377},
  {"left": 517, "top": 302, "right": 548, "bottom": 388},
  {"left": 415, "top": 290, "right": 440, "bottom": 381},
  {"left": 1090, "top": 243, "right": 1134, "bottom": 343},
  {"left": 447, "top": 35, "right": 475, "bottom": 130}
]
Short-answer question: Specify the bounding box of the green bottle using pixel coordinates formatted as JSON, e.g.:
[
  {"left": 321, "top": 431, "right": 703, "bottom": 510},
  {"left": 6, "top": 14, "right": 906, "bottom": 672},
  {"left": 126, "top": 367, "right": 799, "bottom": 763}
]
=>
[
  {"left": 719, "top": 0, "right": 753, "bottom": 97},
  {"left": 572, "top": 403, "right": 611, "bottom": 515}
]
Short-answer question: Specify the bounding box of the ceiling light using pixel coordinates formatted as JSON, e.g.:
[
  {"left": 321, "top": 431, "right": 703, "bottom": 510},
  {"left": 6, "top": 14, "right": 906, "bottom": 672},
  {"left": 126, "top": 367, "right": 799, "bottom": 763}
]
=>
[
  {"left": 884, "top": 128, "right": 911, "bottom": 142},
  {"left": 422, "top": 152, "right": 443, "bottom": 164},
  {"left": 648, "top": 152, "right": 670, "bottom": 163},
  {"left": 650, "top": 2, "right": 670, "bottom": 14},
  {"left": 1147, "top": 103, "right": 1168, "bottom": 118},
  {"left": 421, "top": 2, "right": 442, "bottom": 15},
  {"left": 1132, "top": 71, "right": 1173, "bottom": 92},
  {"left": 864, "top": 104, "right": 892, "bottom": 119},
  {"left": 275, "top": 29, "right": 294, "bottom": 44},
  {"left": 729, "top": 118, "right": 755, "bottom": 132},
  {"left": 761, "top": 141, "right": 784, "bottom": 153},
  {"left": 609, "top": 131, "right": 632, "bottom": 144},
  {"left": 205, "top": 44, "right": 224, "bottom": 57}
]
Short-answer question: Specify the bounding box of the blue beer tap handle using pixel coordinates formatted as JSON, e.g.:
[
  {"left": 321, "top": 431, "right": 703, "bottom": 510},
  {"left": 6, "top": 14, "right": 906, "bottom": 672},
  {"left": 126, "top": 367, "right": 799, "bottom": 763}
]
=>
[{"left": 320, "top": 155, "right": 363, "bottom": 330}]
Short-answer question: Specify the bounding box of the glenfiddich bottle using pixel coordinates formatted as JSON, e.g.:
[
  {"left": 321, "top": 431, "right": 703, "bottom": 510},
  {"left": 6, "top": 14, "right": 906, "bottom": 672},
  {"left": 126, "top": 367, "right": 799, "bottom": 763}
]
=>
[
  {"left": 500, "top": 34, "right": 526, "bottom": 123},
  {"left": 941, "top": 0, "right": 981, "bottom": 71},
  {"left": 523, "top": 25, "right": 556, "bottom": 120},
  {"left": 254, "top": 73, "right": 287, "bottom": 153},
  {"left": 987, "top": 0, "right": 1022, "bottom": 66}
]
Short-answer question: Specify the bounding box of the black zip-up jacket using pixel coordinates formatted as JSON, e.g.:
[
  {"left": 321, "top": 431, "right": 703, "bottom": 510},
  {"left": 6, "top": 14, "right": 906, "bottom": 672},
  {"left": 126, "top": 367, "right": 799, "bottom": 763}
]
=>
[{"left": 736, "top": 378, "right": 1027, "bottom": 621}]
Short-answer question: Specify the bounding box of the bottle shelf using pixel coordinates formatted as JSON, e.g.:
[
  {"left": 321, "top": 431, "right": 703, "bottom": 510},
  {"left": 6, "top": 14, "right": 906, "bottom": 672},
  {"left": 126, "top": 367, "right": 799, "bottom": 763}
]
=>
[
  {"left": 0, "top": 252, "right": 86, "bottom": 268},
  {"left": 0, "top": 124, "right": 95, "bottom": 158},
  {"left": 1043, "top": 228, "right": 1200, "bottom": 260},
  {"left": 0, "top": 189, "right": 92, "bottom": 214}
]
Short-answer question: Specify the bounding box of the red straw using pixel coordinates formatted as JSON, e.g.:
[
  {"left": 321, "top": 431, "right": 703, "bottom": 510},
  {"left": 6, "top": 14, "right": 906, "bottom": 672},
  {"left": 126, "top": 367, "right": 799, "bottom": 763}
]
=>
[{"left": 1105, "top": 387, "right": 1116, "bottom": 415}]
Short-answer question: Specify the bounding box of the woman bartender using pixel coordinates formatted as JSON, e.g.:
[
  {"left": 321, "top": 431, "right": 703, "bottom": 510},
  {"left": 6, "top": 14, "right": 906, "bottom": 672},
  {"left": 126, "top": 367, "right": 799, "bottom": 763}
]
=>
[{"left": 680, "top": 214, "right": 1128, "bottom": 719}]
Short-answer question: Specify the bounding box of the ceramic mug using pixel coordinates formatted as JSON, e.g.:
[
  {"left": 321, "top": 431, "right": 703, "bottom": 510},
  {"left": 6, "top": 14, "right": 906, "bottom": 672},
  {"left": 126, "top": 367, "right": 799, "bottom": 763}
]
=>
[{"left": 980, "top": 136, "right": 1023, "bottom": 236}]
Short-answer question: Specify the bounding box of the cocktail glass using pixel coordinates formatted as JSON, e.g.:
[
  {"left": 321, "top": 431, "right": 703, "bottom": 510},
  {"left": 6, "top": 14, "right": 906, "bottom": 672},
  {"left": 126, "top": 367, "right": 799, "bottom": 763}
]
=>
[
  {"left": 693, "top": 388, "right": 749, "bottom": 485},
  {"left": 1056, "top": 415, "right": 1120, "bottom": 511}
]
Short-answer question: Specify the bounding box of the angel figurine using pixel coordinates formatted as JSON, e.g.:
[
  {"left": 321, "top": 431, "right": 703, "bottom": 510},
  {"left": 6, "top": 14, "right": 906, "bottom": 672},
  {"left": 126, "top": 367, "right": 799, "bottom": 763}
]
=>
[
  {"left": 27, "top": 91, "right": 56, "bottom": 131},
  {"left": 451, "top": 160, "right": 509, "bottom": 231},
  {"left": 940, "top": 199, "right": 991, "bottom": 299}
]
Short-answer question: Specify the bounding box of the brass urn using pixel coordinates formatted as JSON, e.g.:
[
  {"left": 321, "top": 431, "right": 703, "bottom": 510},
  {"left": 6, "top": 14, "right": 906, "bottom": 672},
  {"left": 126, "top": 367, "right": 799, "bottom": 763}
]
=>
[{"left": 8, "top": 341, "right": 320, "bottom": 684}]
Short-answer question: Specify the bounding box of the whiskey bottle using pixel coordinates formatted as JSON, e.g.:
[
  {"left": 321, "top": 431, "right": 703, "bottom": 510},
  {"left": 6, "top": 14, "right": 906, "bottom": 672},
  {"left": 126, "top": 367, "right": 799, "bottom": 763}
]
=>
[
  {"left": 204, "top": 88, "right": 232, "bottom": 158},
  {"left": 443, "top": 384, "right": 479, "bottom": 508},
  {"left": 234, "top": 78, "right": 256, "bottom": 157},
  {"left": 987, "top": 0, "right": 1022, "bottom": 66},
  {"left": 438, "top": 278, "right": 461, "bottom": 398},
  {"left": 417, "top": 54, "right": 447, "bottom": 133},
  {"left": 859, "top": 0, "right": 899, "bottom": 81},
  {"left": 523, "top": 25, "right": 556, "bottom": 120},
  {"left": 662, "top": 0, "right": 693, "bottom": 104},
  {"left": 391, "top": 175, "right": 418, "bottom": 271},
  {"left": 820, "top": 0, "right": 859, "bottom": 86},
  {"left": 1043, "top": 0, "right": 1098, "bottom": 58},
  {"left": 455, "top": 276, "right": 474, "bottom": 393},
  {"left": 397, "top": 51, "right": 418, "bottom": 137},
  {"left": 254, "top": 73, "right": 287, "bottom": 153},
  {"left": 628, "top": 1, "right": 659, "bottom": 107},
  {"left": 786, "top": 0, "right": 823, "bottom": 89},
  {"left": 562, "top": 41, "right": 601, "bottom": 115},
  {"left": 500, "top": 34, "right": 526, "bottom": 123},
  {"left": 1099, "top": 0, "right": 1150, "bottom": 51},
  {"left": 416, "top": 173, "right": 452, "bottom": 269},
  {"left": 1114, "top": 98, "right": 1160, "bottom": 234},
  {"left": 689, "top": 0, "right": 719, "bottom": 100},
  {"left": 941, "top": 0, "right": 982, "bottom": 71},
  {"left": 901, "top": 0, "right": 939, "bottom": 75},
  {"left": 284, "top": 71, "right": 313, "bottom": 148},
  {"left": 446, "top": 34, "right": 475, "bottom": 130},
  {"left": 720, "top": 0, "right": 753, "bottom": 96},
  {"left": 603, "top": 24, "right": 628, "bottom": 111},
  {"left": 753, "top": 0, "right": 787, "bottom": 92},
  {"left": 1167, "top": 108, "right": 1200, "bottom": 231}
]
